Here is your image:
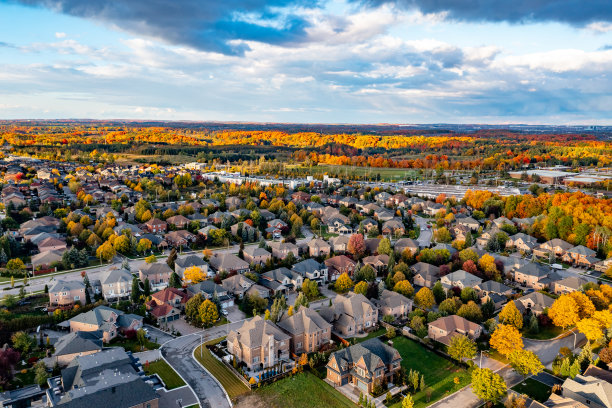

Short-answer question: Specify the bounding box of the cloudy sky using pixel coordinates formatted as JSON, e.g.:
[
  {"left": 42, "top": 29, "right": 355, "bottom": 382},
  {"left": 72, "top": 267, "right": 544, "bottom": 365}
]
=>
[{"left": 1, "top": 0, "right": 612, "bottom": 124}]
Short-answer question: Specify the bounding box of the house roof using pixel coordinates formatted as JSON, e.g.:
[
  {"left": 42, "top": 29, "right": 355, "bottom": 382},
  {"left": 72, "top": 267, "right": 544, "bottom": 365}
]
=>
[
  {"left": 49, "top": 279, "right": 85, "bottom": 294},
  {"left": 562, "top": 374, "right": 612, "bottom": 408},
  {"left": 53, "top": 331, "right": 103, "bottom": 357},
  {"left": 139, "top": 262, "right": 173, "bottom": 276},
  {"left": 329, "top": 338, "right": 400, "bottom": 374},
  {"left": 278, "top": 307, "right": 332, "bottom": 336},
  {"left": 375, "top": 290, "right": 413, "bottom": 310},
  {"left": 227, "top": 315, "right": 290, "bottom": 349}
]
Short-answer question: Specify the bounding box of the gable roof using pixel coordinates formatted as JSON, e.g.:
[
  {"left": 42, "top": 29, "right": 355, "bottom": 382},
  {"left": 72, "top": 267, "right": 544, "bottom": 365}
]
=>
[
  {"left": 278, "top": 307, "right": 332, "bottom": 336},
  {"left": 227, "top": 315, "right": 290, "bottom": 348},
  {"left": 329, "top": 338, "right": 400, "bottom": 374}
]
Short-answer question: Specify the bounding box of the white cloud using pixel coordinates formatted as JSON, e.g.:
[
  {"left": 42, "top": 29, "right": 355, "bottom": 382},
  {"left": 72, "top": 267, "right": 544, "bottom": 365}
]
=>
[
  {"left": 55, "top": 32, "right": 66, "bottom": 38},
  {"left": 585, "top": 22, "right": 612, "bottom": 33}
]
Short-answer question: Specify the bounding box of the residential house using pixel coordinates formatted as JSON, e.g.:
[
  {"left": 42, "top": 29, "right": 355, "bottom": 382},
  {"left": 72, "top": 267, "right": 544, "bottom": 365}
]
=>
[
  {"left": 563, "top": 245, "right": 600, "bottom": 268},
  {"left": 49, "top": 280, "right": 86, "bottom": 308},
  {"left": 364, "top": 238, "right": 381, "bottom": 255},
  {"left": 187, "top": 281, "right": 234, "bottom": 310},
  {"left": 329, "top": 235, "right": 350, "bottom": 253},
  {"left": 278, "top": 307, "right": 332, "bottom": 354},
  {"left": 292, "top": 258, "right": 328, "bottom": 285},
  {"left": 440, "top": 270, "right": 483, "bottom": 290},
  {"left": 394, "top": 238, "right": 419, "bottom": 257},
  {"left": 374, "top": 290, "right": 413, "bottom": 320},
  {"left": 99, "top": 268, "right": 133, "bottom": 301},
  {"left": 307, "top": 238, "right": 332, "bottom": 257},
  {"left": 553, "top": 276, "right": 589, "bottom": 295},
  {"left": 243, "top": 246, "right": 272, "bottom": 265},
  {"left": 68, "top": 305, "right": 143, "bottom": 343},
  {"left": 268, "top": 241, "right": 299, "bottom": 260},
  {"left": 325, "top": 255, "right": 357, "bottom": 281},
  {"left": 381, "top": 218, "right": 405, "bottom": 236},
  {"left": 209, "top": 253, "right": 250, "bottom": 274},
  {"left": 227, "top": 316, "right": 291, "bottom": 370},
  {"left": 534, "top": 238, "right": 574, "bottom": 259},
  {"left": 31, "top": 249, "right": 64, "bottom": 270},
  {"left": 474, "top": 280, "right": 513, "bottom": 297},
  {"left": 139, "top": 262, "right": 172, "bottom": 291},
  {"left": 362, "top": 254, "right": 390, "bottom": 273},
  {"left": 261, "top": 267, "right": 303, "bottom": 294},
  {"left": 505, "top": 232, "right": 539, "bottom": 253},
  {"left": 558, "top": 373, "right": 612, "bottom": 408},
  {"left": 513, "top": 292, "right": 554, "bottom": 316},
  {"left": 174, "top": 254, "right": 211, "bottom": 280},
  {"left": 148, "top": 287, "right": 189, "bottom": 312},
  {"left": 427, "top": 315, "right": 482, "bottom": 346},
  {"left": 326, "top": 338, "right": 402, "bottom": 393},
  {"left": 165, "top": 230, "right": 196, "bottom": 247},
  {"left": 222, "top": 274, "right": 256, "bottom": 299},
  {"left": 51, "top": 331, "right": 103, "bottom": 366},
  {"left": 38, "top": 237, "right": 67, "bottom": 253},
  {"left": 450, "top": 224, "right": 472, "bottom": 242},
  {"left": 166, "top": 214, "right": 190, "bottom": 229},
  {"left": 319, "top": 293, "right": 378, "bottom": 336},
  {"left": 411, "top": 262, "right": 440, "bottom": 288},
  {"left": 46, "top": 348, "right": 159, "bottom": 408},
  {"left": 513, "top": 262, "right": 555, "bottom": 290},
  {"left": 456, "top": 217, "right": 480, "bottom": 231},
  {"left": 144, "top": 218, "right": 167, "bottom": 234}
]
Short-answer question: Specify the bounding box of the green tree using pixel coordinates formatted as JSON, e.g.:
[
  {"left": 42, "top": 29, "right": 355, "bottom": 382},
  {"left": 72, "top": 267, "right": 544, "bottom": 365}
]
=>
[
  {"left": 471, "top": 367, "right": 507, "bottom": 404},
  {"left": 131, "top": 277, "right": 141, "bottom": 303},
  {"left": 136, "top": 328, "right": 147, "bottom": 349},
  {"left": 432, "top": 281, "right": 446, "bottom": 304},
  {"left": 11, "top": 331, "right": 35, "bottom": 353},
  {"left": 185, "top": 293, "right": 204, "bottom": 325},
  {"left": 447, "top": 334, "right": 477, "bottom": 363},
  {"left": 143, "top": 278, "right": 151, "bottom": 297},
  {"left": 34, "top": 361, "right": 49, "bottom": 386},
  {"left": 6, "top": 258, "right": 25, "bottom": 272},
  {"left": 377, "top": 238, "right": 393, "bottom": 256},
  {"left": 169, "top": 272, "right": 182, "bottom": 288}
]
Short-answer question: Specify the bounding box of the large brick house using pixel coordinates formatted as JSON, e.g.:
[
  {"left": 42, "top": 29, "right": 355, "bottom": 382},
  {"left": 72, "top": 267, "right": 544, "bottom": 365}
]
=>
[
  {"left": 319, "top": 293, "right": 378, "bottom": 336},
  {"left": 227, "top": 316, "right": 291, "bottom": 371},
  {"left": 277, "top": 307, "right": 332, "bottom": 354},
  {"left": 326, "top": 338, "right": 402, "bottom": 393}
]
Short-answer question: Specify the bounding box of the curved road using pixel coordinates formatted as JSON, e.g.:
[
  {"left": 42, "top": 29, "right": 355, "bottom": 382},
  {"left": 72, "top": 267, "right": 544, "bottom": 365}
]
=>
[{"left": 161, "top": 334, "right": 231, "bottom": 408}]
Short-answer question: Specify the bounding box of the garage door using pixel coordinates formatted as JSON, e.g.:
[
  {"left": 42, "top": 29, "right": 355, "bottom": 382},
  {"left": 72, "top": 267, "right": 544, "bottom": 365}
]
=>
[
  {"left": 341, "top": 376, "right": 348, "bottom": 386},
  {"left": 357, "top": 380, "right": 369, "bottom": 392}
]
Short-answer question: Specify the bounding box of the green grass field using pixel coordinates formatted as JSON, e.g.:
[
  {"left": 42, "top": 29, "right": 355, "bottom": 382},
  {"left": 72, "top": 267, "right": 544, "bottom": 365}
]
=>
[
  {"left": 144, "top": 359, "right": 185, "bottom": 390},
  {"left": 350, "top": 328, "right": 386, "bottom": 344},
  {"left": 386, "top": 337, "right": 471, "bottom": 408},
  {"left": 523, "top": 325, "right": 566, "bottom": 340},
  {"left": 194, "top": 338, "right": 250, "bottom": 400},
  {"left": 109, "top": 338, "right": 160, "bottom": 353},
  {"left": 286, "top": 164, "right": 420, "bottom": 182},
  {"left": 512, "top": 378, "right": 552, "bottom": 403},
  {"left": 253, "top": 372, "right": 355, "bottom": 408}
]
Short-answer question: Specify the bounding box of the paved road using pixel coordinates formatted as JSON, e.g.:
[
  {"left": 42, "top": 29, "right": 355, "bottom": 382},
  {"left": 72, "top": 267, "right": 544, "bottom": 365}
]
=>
[
  {"left": 524, "top": 330, "right": 586, "bottom": 368},
  {"left": 160, "top": 320, "right": 248, "bottom": 408},
  {"left": 414, "top": 215, "right": 432, "bottom": 248}
]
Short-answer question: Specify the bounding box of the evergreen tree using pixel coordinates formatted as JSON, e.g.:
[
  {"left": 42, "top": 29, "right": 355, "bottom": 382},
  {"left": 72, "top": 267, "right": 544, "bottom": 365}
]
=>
[
  {"left": 169, "top": 272, "right": 182, "bottom": 288},
  {"left": 143, "top": 278, "right": 151, "bottom": 297},
  {"left": 131, "top": 277, "right": 141, "bottom": 303}
]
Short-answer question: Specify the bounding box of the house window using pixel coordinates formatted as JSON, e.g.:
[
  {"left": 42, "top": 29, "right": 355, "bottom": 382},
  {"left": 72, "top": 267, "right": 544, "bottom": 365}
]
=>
[{"left": 253, "top": 357, "right": 259, "bottom": 363}]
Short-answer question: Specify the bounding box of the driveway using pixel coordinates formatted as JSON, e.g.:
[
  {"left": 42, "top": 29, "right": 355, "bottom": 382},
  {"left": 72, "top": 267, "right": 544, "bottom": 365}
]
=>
[
  {"left": 145, "top": 324, "right": 175, "bottom": 345},
  {"left": 225, "top": 305, "right": 246, "bottom": 323}
]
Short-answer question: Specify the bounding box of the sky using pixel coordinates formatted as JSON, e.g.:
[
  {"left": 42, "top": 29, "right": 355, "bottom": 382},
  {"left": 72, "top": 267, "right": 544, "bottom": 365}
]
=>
[{"left": 1, "top": 0, "right": 612, "bottom": 124}]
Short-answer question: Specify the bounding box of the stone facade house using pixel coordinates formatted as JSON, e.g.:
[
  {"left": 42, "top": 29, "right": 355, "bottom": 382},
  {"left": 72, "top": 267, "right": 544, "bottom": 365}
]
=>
[
  {"left": 49, "top": 280, "right": 86, "bottom": 308},
  {"left": 427, "top": 315, "right": 482, "bottom": 346},
  {"left": 319, "top": 293, "right": 378, "bottom": 337},
  {"left": 227, "top": 316, "right": 291, "bottom": 371},
  {"left": 277, "top": 307, "right": 332, "bottom": 354},
  {"left": 374, "top": 290, "right": 413, "bottom": 320}
]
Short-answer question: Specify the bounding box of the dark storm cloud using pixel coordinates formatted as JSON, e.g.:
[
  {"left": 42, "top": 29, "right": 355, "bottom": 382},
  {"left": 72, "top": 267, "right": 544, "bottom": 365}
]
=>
[
  {"left": 8, "top": 0, "right": 315, "bottom": 55},
  {"left": 357, "top": 0, "right": 612, "bottom": 25}
]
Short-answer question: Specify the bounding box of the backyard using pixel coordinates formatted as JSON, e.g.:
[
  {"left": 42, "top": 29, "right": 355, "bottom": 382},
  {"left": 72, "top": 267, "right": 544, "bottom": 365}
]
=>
[
  {"left": 194, "top": 338, "right": 250, "bottom": 400},
  {"left": 386, "top": 336, "right": 471, "bottom": 408},
  {"left": 143, "top": 359, "right": 185, "bottom": 390},
  {"left": 236, "top": 371, "right": 355, "bottom": 408},
  {"left": 109, "top": 337, "right": 160, "bottom": 353}
]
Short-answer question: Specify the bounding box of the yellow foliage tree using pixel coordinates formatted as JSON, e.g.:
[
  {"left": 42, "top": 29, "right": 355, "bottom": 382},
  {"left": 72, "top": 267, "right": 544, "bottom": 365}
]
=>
[
  {"left": 184, "top": 266, "right": 206, "bottom": 283},
  {"left": 198, "top": 299, "right": 219, "bottom": 328},
  {"left": 499, "top": 302, "right": 523, "bottom": 329},
  {"left": 414, "top": 287, "right": 435, "bottom": 310},
  {"left": 569, "top": 291, "right": 596, "bottom": 319},
  {"left": 335, "top": 273, "right": 354, "bottom": 294},
  {"left": 549, "top": 294, "right": 580, "bottom": 329},
  {"left": 490, "top": 324, "right": 523, "bottom": 356},
  {"left": 393, "top": 280, "right": 414, "bottom": 298},
  {"left": 577, "top": 318, "right": 604, "bottom": 342}
]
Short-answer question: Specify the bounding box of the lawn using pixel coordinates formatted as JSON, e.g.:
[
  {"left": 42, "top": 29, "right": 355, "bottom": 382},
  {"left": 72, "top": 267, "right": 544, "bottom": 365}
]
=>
[
  {"left": 109, "top": 337, "right": 160, "bottom": 353},
  {"left": 523, "top": 325, "right": 566, "bottom": 340},
  {"left": 194, "top": 338, "right": 249, "bottom": 400},
  {"left": 144, "top": 359, "right": 185, "bottom": 390},
  {"left": 512, "top": 378, "right": 552, "bottom": 403},
  {"left": 309, "top": 164, "right": 421, "bottom": 182},
  {"left": 350, "top": 328, "right": 386, "bottom": 344},
  {"left": 253, "top": 371, "right": 355, "bottom": 408},
  {"left": 386, "top": 337, "right": 471, "bottom": 408}
]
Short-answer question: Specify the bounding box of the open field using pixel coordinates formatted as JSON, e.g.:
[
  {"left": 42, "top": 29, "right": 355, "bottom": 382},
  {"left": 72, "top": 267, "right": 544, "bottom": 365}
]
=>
[
  {"left": 236, "top": 372, "right": 355, "bottom": 408},
  {"left": 144, "top": 359, "right": 186, "bottom": 390},
  {"left": 512, "top": 378, "right": 552, "bottom": 403},
  {"left": 387, "top": 336, "right": 471, "bottom": 408},
  {"left": 194, "top": 339, "right": 250, "bottom": 400},
  {"left": 287, "top": 164, "right": 421, "bottom": 181}
]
